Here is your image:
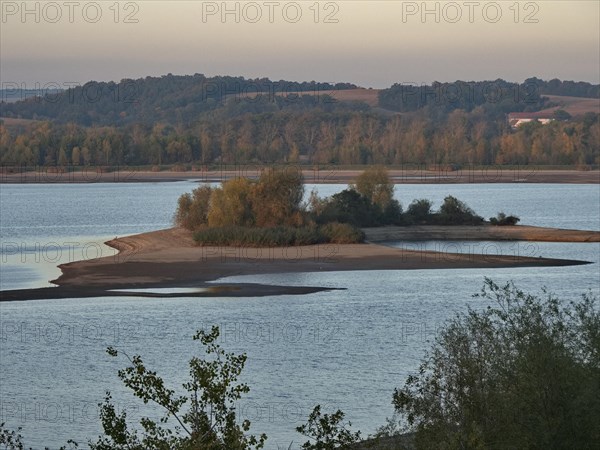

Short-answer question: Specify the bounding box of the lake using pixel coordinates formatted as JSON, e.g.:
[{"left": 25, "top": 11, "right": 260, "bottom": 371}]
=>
[{"left": 1, "top": 181, "right": 599, "bottom": 449}]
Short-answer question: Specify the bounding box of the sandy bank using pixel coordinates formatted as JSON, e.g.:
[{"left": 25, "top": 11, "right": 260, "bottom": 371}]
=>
[
  {"left": 363, "top": 225, "right": 600, "bottom": 242},
  {"left": 1, "top": 225, "right": 594, "bottom": 302},
  {"left": 53, "top": 227, "right": 593, "bottom": 290},
  {"left": 1, "top": 168, "right": 598, "bottom": 184}
]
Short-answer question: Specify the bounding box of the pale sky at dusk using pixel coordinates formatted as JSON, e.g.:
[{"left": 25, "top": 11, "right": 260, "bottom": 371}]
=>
[{"left": 1, "top": 1, "right": 599, "bottom": 88}]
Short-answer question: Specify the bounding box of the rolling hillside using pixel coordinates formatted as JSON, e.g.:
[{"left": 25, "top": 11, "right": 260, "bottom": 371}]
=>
[{"left": 541, "top": 95, "right": 600, "bottom": 116}]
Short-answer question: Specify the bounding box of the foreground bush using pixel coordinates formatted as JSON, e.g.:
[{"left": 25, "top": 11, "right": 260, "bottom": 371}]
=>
[
  {"left": 393, "top": 279, "right": 600, "bottom": 449},
  {"left": 0, "top": 424, "right": 77, "bottom": 450},
  {"left": 193, "top": 224, "right": 364, "bottom": 247},
  {"left": 297, "top": 405, "right": 361, "bottom": 449},
  {"left": 91, "top": 326, "right": 267, "bottom": 450}
]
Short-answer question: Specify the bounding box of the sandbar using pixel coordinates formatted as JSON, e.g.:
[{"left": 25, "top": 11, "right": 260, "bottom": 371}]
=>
[{"left": 1, "top": 225, "right": 596, "bottom": 301}]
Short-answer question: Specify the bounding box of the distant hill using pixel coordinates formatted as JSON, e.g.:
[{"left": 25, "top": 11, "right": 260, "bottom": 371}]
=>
[
  {"left": 2, "top": 75, "right": 596, "bottom": 127},
  {"left": 0, "top": 74, "right": 360, "bottom": 126},
  {"left": 0, "top": 88, "right": 63, "bottom": 104},
  {"left": 1, "top": 75, "right": 598, "bottom": 168}
]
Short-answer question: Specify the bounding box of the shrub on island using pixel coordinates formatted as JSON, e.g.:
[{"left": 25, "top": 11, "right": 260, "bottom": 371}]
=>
[
  {"left": 311, "top": 166, "right": 403, "bottom": 227},
  {"left": 435, "top": 195, "right": 484, "bottom": 225},
  {"left": 193, "top": 223, "right": 365, "bottom": 247},
  {"left": 403, "top": 199, "right": 434, "bottom": 225},
  {"left": 175, "top": 167, "right": 369, "bottom": 247},
  {"left": 176, "top": 167, "right": 509, "bottom": 248},
  {"left": 489, "top": 212, "right": 521, "bottom": 226},
  {"left": 401, "top": 196, "right": 484, "bottom": 226}
]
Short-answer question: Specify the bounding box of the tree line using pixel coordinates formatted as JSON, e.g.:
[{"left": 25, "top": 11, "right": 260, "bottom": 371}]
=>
[
  {"left": 1, "top": 75, "right": 598, "bottom": 168},
  {"left": 1, "top": 110, "right": 598, "bottom": 168},
  {"left": 534, "top": 77, "right": 600, "bottom": 98},
  {"left": 377, "top": 78, "right": 599, "bottom": 114}
]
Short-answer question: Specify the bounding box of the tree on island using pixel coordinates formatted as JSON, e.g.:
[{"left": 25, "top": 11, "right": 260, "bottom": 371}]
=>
[
  {"left": 175, "top": 185, "right": 213, "bottom": 230},
  {"left": 436, "top": 195, "right": 484, "bottom": 225},
  {"left": 174, "top": 168, "right": 365, "bottom": 246},
  {"left": 404, "top": 199, "right": 433, "bottom": 225},
  {"left": 174, "top": 167, "right": 517, "bottom": 246},
  {"left": 175, "top": 168, "right": 305, "bottom": 231},
  {"left": 352, "top": 166, "right": 396, "bottom": 213},
  {"left": 489, "top": 212, "right": 520, "bottom": 226}
]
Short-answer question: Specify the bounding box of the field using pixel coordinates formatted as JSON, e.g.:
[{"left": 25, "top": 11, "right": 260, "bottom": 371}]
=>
[
  {"left": 278, "top": 90, "right": 599, "bottom": 117},
  {"left": 535, "top": 94, "right": 599, "bottom": 116},
  {"left": 0, "top": 117, "right": 41, "bottom": 127}
]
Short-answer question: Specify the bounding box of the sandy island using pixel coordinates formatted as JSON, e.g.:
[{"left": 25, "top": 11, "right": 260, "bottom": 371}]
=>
[{"left": 1, "top": 225, "right": 597, "bottom": 302}]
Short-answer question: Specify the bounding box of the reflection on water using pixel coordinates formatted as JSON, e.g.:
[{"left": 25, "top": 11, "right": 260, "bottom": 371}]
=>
[{"left": 108, "top": 287, "right": 210, "bottom": 294}]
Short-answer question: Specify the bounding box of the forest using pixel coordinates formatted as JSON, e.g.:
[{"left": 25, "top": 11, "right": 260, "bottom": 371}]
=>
[{"left": 0, "top": 75, "right": 598, "bottom": 167}]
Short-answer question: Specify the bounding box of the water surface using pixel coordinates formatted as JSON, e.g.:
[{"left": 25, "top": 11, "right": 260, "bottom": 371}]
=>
[{"left": 0, "top": 182, "right": 598, "bottom": 449}]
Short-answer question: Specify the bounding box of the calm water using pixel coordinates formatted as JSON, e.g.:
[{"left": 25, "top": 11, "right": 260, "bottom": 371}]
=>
[{"left": 1, "top": 182, "right": 599, "bottom": 449}]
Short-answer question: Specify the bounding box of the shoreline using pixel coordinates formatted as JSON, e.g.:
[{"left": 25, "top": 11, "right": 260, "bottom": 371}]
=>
[
  {"left": 363, "top": 225, "right": 600, "bottom": 242},
  {"left": 1, "top": 225, "right": 597, "bottom": 302},
  {"left": 1, "top": 168, "right": 599, "bottom": 184}
]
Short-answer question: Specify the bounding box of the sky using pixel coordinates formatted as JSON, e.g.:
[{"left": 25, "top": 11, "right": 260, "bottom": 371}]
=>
[{"left": 1, "top": 1, "right": 599, "bottom": 88}]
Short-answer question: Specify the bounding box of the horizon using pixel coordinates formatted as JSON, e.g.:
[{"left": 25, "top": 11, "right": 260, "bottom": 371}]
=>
[
  {"left": 1, "top": 72, "right": 597, "bottom": 95},
  {"left": 1, "top": 1, "right": 598, "bottom": 88}
]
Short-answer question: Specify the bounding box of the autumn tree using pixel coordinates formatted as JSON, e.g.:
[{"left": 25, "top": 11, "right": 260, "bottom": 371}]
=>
[
  {"left": 352, "top": 166, "right": 394, "bottom": 210},
  {"left": 351, "top": 166, "right": 402, "bottom": 224},
  {"left": 207, "top": 178, "right": 255, "bottom": 227},
  {"left": 174, "top": 168, "right": 305, "bottom": 231},
  {"left": 250, "top": 167, "right": 305, "bottom": 227},
  {"left": 174, "top": 185, "right": 213, "bottom": 230}
]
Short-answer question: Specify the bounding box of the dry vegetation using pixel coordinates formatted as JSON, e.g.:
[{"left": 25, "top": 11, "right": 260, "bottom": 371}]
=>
[
  {"left": 277, "top": 87, "right": 381, "bottom": 106},
  {"left": 541, "top": 94, "right": 600, "bottom": 116}
]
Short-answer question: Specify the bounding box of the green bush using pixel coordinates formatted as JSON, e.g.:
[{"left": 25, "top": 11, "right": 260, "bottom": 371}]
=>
[
  {"left": 320, "top": 223, "right": 366, "bottom": 244},
  {"left": 435, "top": 195, "right": 483, "bottom": 225},
  {"left": 393, "top": 279, "right": 600, "bottom": 449},
  {"left": 404, "top": 199, "right": 433, "bottom": 224},
  {"left": 316, "top": 189, "right": 381, "bottom": 227},
  {"left": 193, "top": 225, "right": 364, "bottom": 247},
  {"left": 314, "top": 182, "right": 402, "bottom": 227},
  {"left": 296, "top": 405, "right": 361, "bottom": 450}
]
